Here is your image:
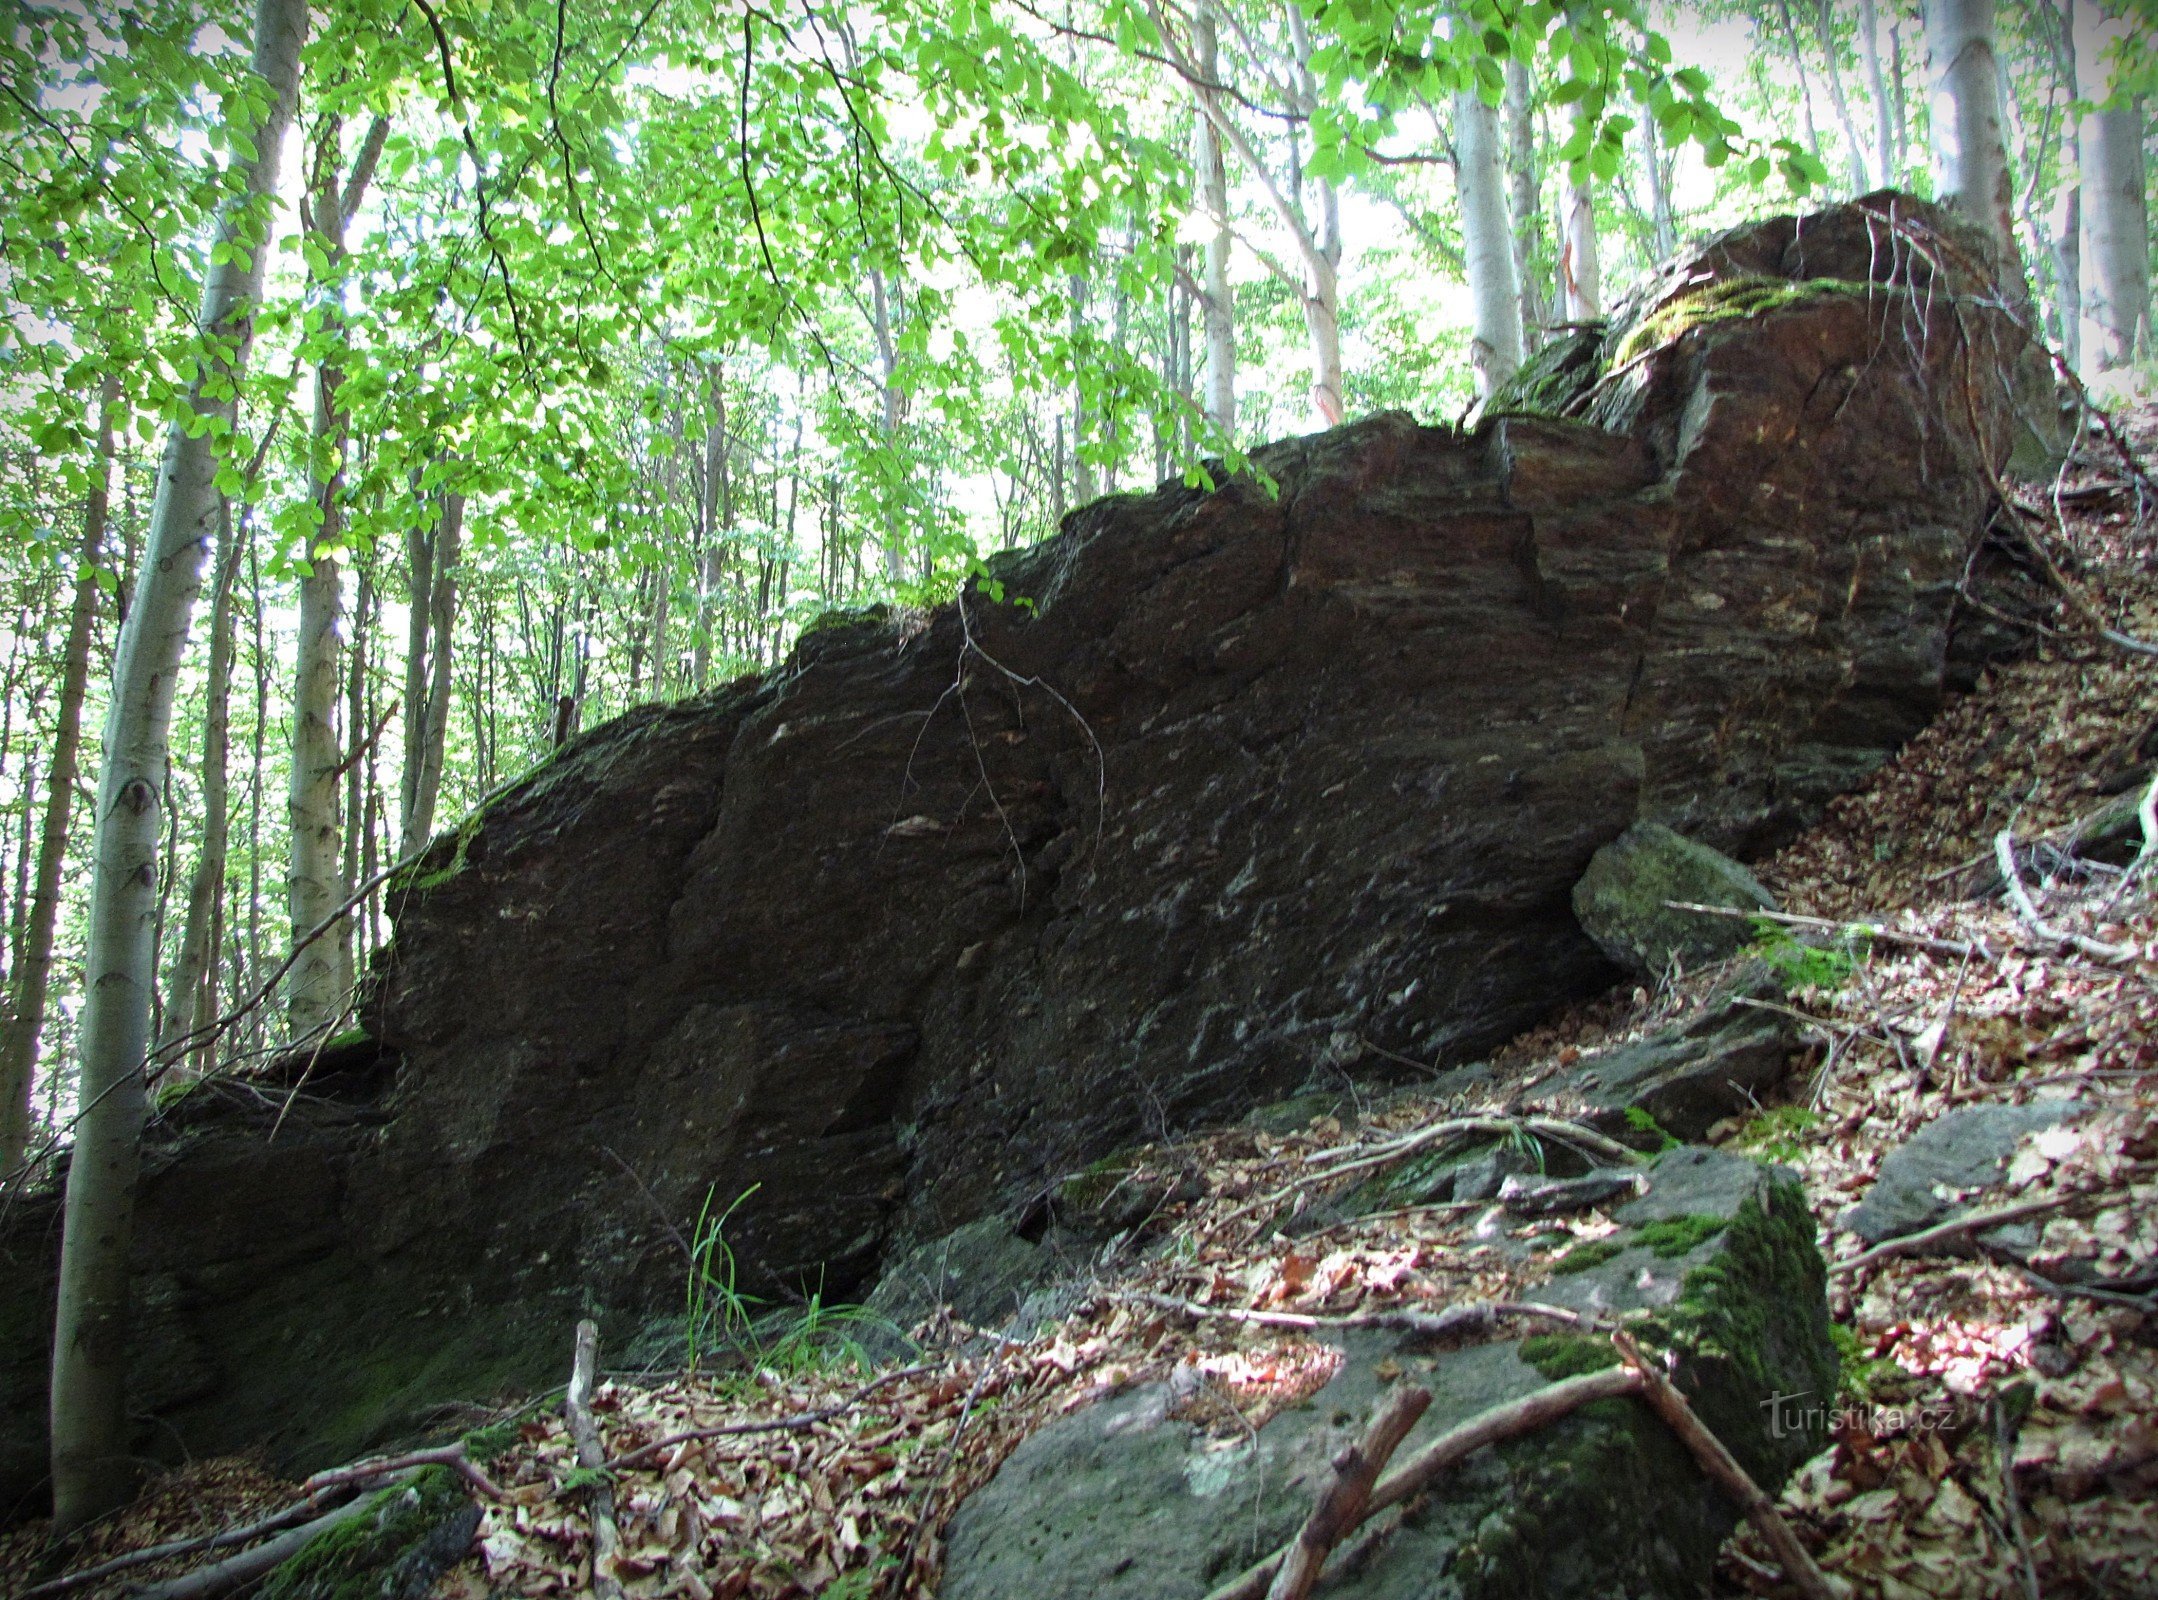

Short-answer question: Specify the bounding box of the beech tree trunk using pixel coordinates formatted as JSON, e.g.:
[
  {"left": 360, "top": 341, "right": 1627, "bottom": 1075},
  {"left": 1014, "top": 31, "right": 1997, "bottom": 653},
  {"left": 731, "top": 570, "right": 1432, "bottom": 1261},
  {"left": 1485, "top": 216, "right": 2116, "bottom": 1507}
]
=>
[
  {"left": 2080, "top": 105, "right": 2147, "bottom": 368},
  {"left": 399, "top": 493, "right": 461, "bottom": 857},
  {"left": 49, "top": 0, "right": 306, "bottom": 1534},
  {"left": 1859, "top": 0, "right": 1897, "bottom": 185},
  {"left": 1505, "top": 61, "right": 1550, "bottom": 344},
  {"left": 155, "top": 500, "right": 242, "bottom": 1079},
  {"left": 0, "top": 378, "right": 117, "bottom": 1175},
  {"left": 1925, "top": 0, "right": 2026, "bottom": 291},
  {"left": 288, "top": 133, "right": 354, "bottom": 1035},
  {"left": 1812, "top": 0, "right": 1873, "bottom": 192},
  {"left": 870, "top": 269, "right": 910, "bottom": 576},
  {"left": 1454, "top": 87, "right": 1524, "bottom": 395},
  {"left": 1193, "top": 5, "right": 1235, "bottom": 435},
  {"left": 693, "top": 363, "right": 724, "bottom": 689},
  {"left": 1560, "top": 176, "right": 1602, "bottom": 320}
]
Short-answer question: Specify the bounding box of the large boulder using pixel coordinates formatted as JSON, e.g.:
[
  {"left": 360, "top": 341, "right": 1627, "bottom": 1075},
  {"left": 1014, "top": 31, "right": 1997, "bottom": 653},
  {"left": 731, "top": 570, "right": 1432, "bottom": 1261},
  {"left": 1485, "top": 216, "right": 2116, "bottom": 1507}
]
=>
[
  {"left": 0, "top": 194, "right": 2031, "bottom": 1504},
  {"left": 941, "top": 1149, "right": 1837, "bottom": 1600},
  {"left": 1571, "top": 822, "right": 1776, "bottom": 979}
]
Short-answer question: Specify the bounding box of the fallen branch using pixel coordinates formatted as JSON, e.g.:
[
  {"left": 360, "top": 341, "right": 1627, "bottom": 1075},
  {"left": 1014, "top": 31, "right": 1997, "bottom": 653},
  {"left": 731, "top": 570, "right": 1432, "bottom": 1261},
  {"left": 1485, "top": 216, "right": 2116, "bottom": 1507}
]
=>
[
  {"left": 304, "top": 1441, "right": 503, "bottom": 1502},
  {"left": 1128, "top": 1291, "right": 1593, "bottom": 1341},
  {"left": 127, "top": 1486, "right": 402, "bottom": 1600},
  {"left": 1994, "top": 829, "right": 2140, "bottom": 964},
  {"left": 564, "top": 1319, "right": 626, "bottom": 1600},
  {"left": 1663, "top": 900, "right": 1983, "bottom": 959},
  {"left": 1264, "top": 1384, "right": 1432, "bottom": 1600},
  {"left": 21, "top": 1443, "right": 499, "bottom": 1599},
  {"left": 1203, "top": 1365, "right": 1646, "bottom": 1600},
  {"left": 602, "top": 1363, "right": 937, "bottom": 1473},
  {"left": 1613, "top": 1331, "right": 1836, "bottom": 1600},
  {"left": 1831, "top": 1193, "right": 2086, "bottom": 1279}
]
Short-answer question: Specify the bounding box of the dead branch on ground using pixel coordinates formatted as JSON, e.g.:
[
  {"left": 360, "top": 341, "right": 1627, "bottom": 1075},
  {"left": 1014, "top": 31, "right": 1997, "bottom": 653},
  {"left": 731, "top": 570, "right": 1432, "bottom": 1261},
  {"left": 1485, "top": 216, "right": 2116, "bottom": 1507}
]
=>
[
  {"left": 565, "top": 1319, "right": 627, "bottom": 1600},
  {"left": 1264, "top": 1384, "right": 1431, "bottom": 1600}
]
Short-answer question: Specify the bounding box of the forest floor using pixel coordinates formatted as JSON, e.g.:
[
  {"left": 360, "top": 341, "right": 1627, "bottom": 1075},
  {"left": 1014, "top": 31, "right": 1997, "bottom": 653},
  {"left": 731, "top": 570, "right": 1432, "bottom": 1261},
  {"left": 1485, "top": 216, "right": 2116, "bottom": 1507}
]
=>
[{"left": 7, "top": 413, "right": 2157, "bottom": 1600}]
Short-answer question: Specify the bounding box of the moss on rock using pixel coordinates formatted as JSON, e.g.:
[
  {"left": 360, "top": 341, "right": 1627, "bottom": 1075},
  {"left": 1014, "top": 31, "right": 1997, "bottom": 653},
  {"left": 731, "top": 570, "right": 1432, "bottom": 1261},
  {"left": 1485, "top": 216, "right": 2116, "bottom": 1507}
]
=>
[{"left": 262, "top": 1466, "right": 478, "bottom": 1600}]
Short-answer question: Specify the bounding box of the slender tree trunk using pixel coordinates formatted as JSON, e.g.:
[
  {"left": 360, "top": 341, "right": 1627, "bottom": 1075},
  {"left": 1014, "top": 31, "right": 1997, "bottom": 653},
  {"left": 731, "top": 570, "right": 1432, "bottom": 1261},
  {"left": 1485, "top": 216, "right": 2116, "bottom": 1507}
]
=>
[
  {"left": 1639, "top": 101, "right": 1677, "bottom": 260},
  {"left": 342, "top": 551, "right": 371, "bottom": 972},
  {"left": 2080, "top": 104, "right": 2148, "bottom": 368},
  {"left": 1504, "top": 60, "right": 1549, "bottom": 347},
  {"left": 1560, "top": 177, "right": 1602, "bottom": 320},
  {"left": 154, "top": 500, "right": 241, "bottom": 1078},
  {"left": 1813, "top": 0, "right": 1874, "bottom": 192},
  {"left": 0, "top": 379, "right": 117, "bottom": 1175},
  {"left": 693, "top": 363, "right": 723, "bottom": 689},
  {"left": 1891, "top": 20, "right": 1911, "bottom": 174},
  {"left": 401, "top": 494, "right": 460, "bottom": 855},
  {"left": 870, "top": 271, "right": 909, "bottom": 577},
  {"left": 288, "top": 131, "right": 356, "bottom": 1035},
  {"left": 2076, "top": 4, "right": 2150, "bottom": 370},
  {"left": 1193, "top": 7, "right": 1236, "bottom": 436},
  {"left": 49, "top": 0, "right": 306, "bottom": 1533},
  {"left": 1774, "top": 0, "right": 1829, "bottom": 169},
  {"left": 1859, "top": 0, "right": 1897, "bottom": 185},
  {"left": 1454, "top": 88, "right": 1524, "bottom": 395},
  {"left": 1286, "top": 5, "right": 1345, "bottom": 427},
  {"left": 1925, "top": 0, "right": 2026, "bottom": 290}
]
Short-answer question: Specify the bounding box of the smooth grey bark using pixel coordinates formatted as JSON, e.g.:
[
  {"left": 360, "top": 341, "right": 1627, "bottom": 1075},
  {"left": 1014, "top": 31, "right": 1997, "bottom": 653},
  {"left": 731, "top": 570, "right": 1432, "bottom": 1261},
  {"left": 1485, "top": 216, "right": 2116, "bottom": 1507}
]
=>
[
  {"left": 49, "top": 0, "right": 306, "bottom": 1533},
  {"left": 2075, "top": 4, "right": 2150, "bottom": 370},
  {"left": 1813, "top": 0, "right": 1875, "bottom": 191},
  {"left": 1193, "top": 6, "right": 1235, "bottom": 435},
  {"left": 870, "top": 269, "right": 909, "bottom": 577},
  {"left": 288, "top": 129, "right": 359, "bottom": 1034},
  {"left": 0, "top": 379, "right": 116, "bottom": 1176},
  {"left": 1285, "top": 2, "right": 1344, "bottom": 426},
  {"left": 398, "top": 492, "right": 460, "bottom": 856},
  {"left": 1859, "top": 0, "right": 1897, "bottom": 184},
  {"left": 1453, "top": 87, "right": 1524, "bottom": 395},
  {"left": 154, "top": 500, "right": 242, "bottom": 1080},
  {"left": 1505, "top": 60, "right": 1550, "bottom": 344},
  {"left": 692, "top": 363, "right": 724, "bottom": 689},
  {"left": 1560, "top": 175, "right": 1602, "bottom": 320},
  {"left": 1774, "top": 0, "right": 1830, "bottom": 170},
  {"left": 1926, "top": 0, "right": 2027, "bottom": 291},
  {"left": 1068, "top": 270, "right": 1097, "bottom": 502},
  {"left": 1639, "top": 100, "right": 1677, "bottom": 261},
  {"left": 2080, "top": 103, "right": 2147, "bottom": 367}
]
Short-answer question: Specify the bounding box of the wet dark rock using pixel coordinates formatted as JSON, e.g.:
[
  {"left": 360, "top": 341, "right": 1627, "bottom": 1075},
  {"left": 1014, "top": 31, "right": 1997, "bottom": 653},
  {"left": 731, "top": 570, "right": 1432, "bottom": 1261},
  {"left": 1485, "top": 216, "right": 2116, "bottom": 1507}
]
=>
[
  {"left": 941, "top": 1150, "right": 1834, "bottom": 1600},
  {"left": 1843, "top": 1100, "right": 2091, "bottom": 1245},
  {"left": 0, "top": 194, "right": 2035, "bottom": 1509},
  {"left": 1571, "top": 822, "right": 1776, "bottom": 979}
]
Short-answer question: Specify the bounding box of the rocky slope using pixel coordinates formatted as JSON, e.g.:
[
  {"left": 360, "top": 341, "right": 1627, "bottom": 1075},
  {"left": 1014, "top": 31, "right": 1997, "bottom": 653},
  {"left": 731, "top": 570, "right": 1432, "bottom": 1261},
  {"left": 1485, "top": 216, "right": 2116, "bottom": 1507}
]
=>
[{"left": 0, "top": 193, "right": 2040, "bottom": 1509}]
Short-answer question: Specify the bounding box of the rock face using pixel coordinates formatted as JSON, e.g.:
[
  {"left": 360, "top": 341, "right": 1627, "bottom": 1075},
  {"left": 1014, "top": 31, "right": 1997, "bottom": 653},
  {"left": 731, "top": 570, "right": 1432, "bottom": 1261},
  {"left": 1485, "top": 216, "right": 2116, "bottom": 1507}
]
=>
[
  {"left": 1844, "top": 1100, "right": 2090, "bottom": 1244},
  {"left": 941, "top": 1149, "right": 1837, "bottom": 1600},
  {"left": 0, "top": 194, "right": 2031, "bottom": 1503}
]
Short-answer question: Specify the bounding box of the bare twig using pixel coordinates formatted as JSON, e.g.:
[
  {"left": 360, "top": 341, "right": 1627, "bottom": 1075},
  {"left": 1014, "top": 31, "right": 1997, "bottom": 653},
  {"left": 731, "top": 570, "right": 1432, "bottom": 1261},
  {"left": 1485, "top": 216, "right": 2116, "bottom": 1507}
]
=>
[
  {"left": 564, "top": 1320, "right": 626, "bottom": 1600},
  {"left": 1993, "top": 829, "right": 2139, "bottom": 963},
  {"left": 1264, "top": 1385, "right": 1432, "bottom": 1600},
  {"left": 304, "top": 1442, "right": 502, "bottom": 1502},
  {"left": 1831, "top": 1193, "right": 2086, "bottom": 1279},
  {"left": 1613, "top": 1331, "right": 1836, "bottom": 1600},
  {"left": 1663, "top": 899, "right": 1983, "bottom": 959},
  {"left": 1203, "top": 1366, "right": 1647, "bottom": 1600},
  {"left": 1127, "top": 1290, "right": 1593, "bottom": 1341}
]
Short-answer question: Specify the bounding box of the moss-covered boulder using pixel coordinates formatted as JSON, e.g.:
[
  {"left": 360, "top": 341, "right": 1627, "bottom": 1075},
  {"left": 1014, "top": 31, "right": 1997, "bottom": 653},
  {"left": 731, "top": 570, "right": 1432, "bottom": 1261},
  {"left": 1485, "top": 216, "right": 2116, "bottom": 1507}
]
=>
[
  {"left": 259, "top": 1466, "right": 481, "bottom": 1600},
  {"left": 1571, "top": 822, "right": 1776, "bottom": 980},
  {"left": 940, "top": 1150, "right": 1835, "bottom": 1600}
]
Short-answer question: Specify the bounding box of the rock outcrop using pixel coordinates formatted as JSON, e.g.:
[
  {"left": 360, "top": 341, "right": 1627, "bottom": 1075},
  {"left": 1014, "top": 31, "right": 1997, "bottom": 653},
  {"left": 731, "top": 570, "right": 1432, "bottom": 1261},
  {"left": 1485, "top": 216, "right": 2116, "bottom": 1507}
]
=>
[
  {"left": 942, "top": 1149, "right": 1838, "bottom": 1600},
  {"left": 0, "top": 193, "right": 2035, "bottom": 1504}
]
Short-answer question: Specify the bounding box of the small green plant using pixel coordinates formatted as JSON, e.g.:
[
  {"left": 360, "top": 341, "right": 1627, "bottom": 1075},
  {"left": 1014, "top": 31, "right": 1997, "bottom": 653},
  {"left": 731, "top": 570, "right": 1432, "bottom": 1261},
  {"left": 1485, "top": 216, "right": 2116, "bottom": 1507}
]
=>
[
  {"left": 685, "top": 1183, "right": 761, "bottom": 1376},
  {"left": 818, "top": 1561, "right": 897, "bottom": 1599},
  {"left": 682, "top": 1187, "right": 906, "bottom": 1387},
  {"left": 1735, "top": 1105, "right": 1823, "bottom": 1164},
  {"left": 1830, "top": 1321, "right": 1905, "bottom": 1402},
  {"left": 1623, "top": 1106, "right": 1681, "bottom": 1152},
  {"left": 1748, "top": 918, "right": 1868, "bottom": 993},
  {"left": 1503, "top": 1124, "right": 1548, "bottom": 1174},
  {"left": 1550, "top": 1238, "right": 1627, "bottom": 1275}
]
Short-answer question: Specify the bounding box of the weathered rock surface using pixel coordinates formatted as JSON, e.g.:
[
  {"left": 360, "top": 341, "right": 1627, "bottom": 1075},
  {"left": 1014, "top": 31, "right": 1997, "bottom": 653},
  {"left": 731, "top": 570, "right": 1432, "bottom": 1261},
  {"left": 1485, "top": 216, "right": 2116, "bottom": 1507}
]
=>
[
  {"left": 1843, "top": 1100, "right": 2090, "bottom": 1244},
  {"left": 0, "top": 194, "right": 2032, "bottom": 1505},
  {"left": 1572, "top": 822, "right": 1777, "bottom": 978},
  {"left": 941, "top": 1149, "right": 1836, "bottom": 1600}
]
